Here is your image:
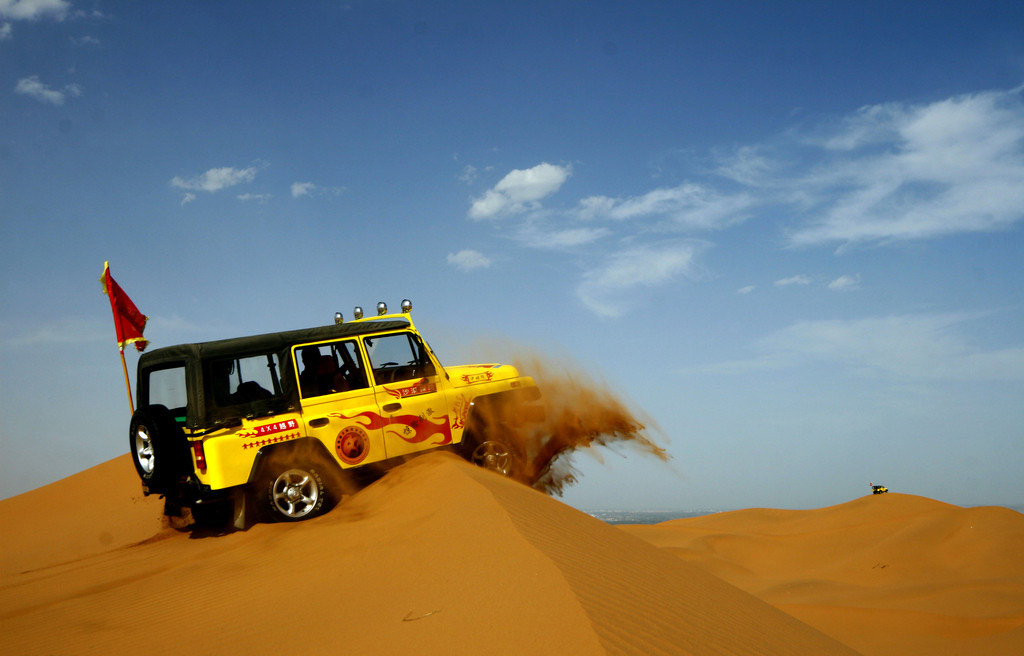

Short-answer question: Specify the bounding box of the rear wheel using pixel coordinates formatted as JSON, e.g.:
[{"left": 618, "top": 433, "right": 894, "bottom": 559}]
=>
[
  {"left": 259, "top": 463, "right": 328, "bottom": 522},
  {"left": 128, "top": 405, "right": 183, "bottom": 491}
]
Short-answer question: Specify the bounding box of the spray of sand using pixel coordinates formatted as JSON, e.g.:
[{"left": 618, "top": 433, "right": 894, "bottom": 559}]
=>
[{"left": 459, "top": 347, "right": 671, "bottom": 495}]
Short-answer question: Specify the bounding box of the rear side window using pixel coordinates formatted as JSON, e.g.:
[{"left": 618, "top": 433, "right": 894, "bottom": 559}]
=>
[
  {"left": 146, "top": 364, "right": 187, "bottom": 420},
  {"left": 208, "top": 353, "right": 284, "bottom": 408}
]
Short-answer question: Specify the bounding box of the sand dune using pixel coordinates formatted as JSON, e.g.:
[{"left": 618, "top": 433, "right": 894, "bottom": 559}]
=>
[
  {"left": 1, "top": 452, "right": 857, "bottom": 655},
  {"left": 622, "top": 494, "right": 1024, "bottom": 655}
]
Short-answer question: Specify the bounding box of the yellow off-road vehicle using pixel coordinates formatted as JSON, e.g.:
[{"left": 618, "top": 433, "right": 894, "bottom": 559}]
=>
[{"left": 129, "top": 300, "right": 541, "bottom": 525}]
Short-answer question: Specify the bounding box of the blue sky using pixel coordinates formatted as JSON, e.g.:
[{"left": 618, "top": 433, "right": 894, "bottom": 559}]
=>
[{"left": 2, "top": 1, "right": 1022, "bottom": 510}]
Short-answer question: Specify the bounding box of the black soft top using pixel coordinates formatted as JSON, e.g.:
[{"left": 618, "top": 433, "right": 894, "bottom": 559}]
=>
[
  {"left": 138, "top": 319, "right": 411, "bottom": 369},
  {"left": 136, "top": 319, "right": 411, "bottom": 429}
]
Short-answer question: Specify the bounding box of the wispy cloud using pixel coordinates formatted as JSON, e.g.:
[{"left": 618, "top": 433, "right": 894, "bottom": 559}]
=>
[
  {"left": 469, "top": 162, "right": 571, "bottom": 220},
  {"left": 14, "top": 76, "right": 79, "bottom": 105},
  {"left": 446, "top": 249, "right": 492, "bottom": 271},
  {"left": 575, "top": 183, "right": 755, "bottom": 230},
  {"left": 0, "top": 0, "right": 70, "bottom": 21},
  {"left": 291, "top": 182, "right": 315, "bottom": 197},
  {"left": 0, "top": 22, "right": 11, "bottom": 39},
  {"left": 788, "top": 88, "right": 1024, "bottom": 246},
  {"left": 737, "top": 285, "right": 756, "bottom": 295},
  {"left": 171, "top": 166, "right": 257, "bottom": 193},
  {"left": 774, "top": 274, "right": 811, "bottom": 287},
  {"left": 577, "top": 241, "right": 704, "bottom": 317},
  {"left": 462, "top": 87, "right": 1024, "bottom": 317},
  {"left": 237, "top": 193, "right": 270, "bottom": 202},
  {"left": 685, "top": 313, "right": 1024, "bottom": 382},
  {"left": 828, "top": 274, "right": 860, "bottom": 291}
]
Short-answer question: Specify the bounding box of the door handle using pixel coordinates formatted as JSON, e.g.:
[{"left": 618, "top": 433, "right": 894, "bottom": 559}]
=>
[
  {"left": 308, "top": 417, "right": 330, "bottom": 428},
  {"left": 382, "top": 402, "right": 402, "bottom": 413}
]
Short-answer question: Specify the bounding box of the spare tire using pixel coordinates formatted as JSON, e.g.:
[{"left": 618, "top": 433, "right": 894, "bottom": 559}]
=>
[{"left": 129, "top": 405, "right": 184, "bottom": 492}]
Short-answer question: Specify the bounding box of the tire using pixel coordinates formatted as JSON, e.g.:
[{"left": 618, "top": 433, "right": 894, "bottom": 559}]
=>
[
  {"left": 129, "top": 405, "right": 183, "bottom": 491},
  {"left": 258, "top": 462, "right": 328, "bottom": 522},
  {"left": 460, "top": 435, "right": 515, "bottom": 477}
]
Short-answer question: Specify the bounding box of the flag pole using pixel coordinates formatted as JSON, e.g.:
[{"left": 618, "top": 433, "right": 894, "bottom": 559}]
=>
[
  {"left": 119, "top": 346, "right": 135, "bottom": 415},
  {"left": 101, "top": 261, "right": 147, "bottom": 417}
]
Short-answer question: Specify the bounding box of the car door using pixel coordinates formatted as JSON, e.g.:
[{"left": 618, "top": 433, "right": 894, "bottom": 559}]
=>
[
  {"left": 362, "top": 331, "right": 451, "bottom": 458},
  {"left": 293, "top": 338, "right": 386, "bottom": 468}
]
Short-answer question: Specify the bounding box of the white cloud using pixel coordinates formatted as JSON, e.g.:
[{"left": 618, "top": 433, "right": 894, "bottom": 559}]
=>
[
  {"left": 774, "top": 274, "right": 810, "bottom": 287},
  {"left": 576, "top": 182, "right": 754, "bottom": 230},
  {"left": 762, "top": 314, "right": 1024, "bottom": 381},
  {"left": 687, "top": 313, "right": 1024, "bottom": 382},
  {"left": 737, "top": 285, "right": 756, "bottom": 295},
  {"left": 515, "top": 224, "right": 610, "bottom": 250},
  {"left": 71, "top": 35, "right": 99, "bottom": 46},
  {"left": 577, "top": 241, "right": 703, "bottom": 317},
  {"left": 457, "top": 165, "right": 478, "bottom": 184},
  {"left": 180, "top": 193, "right": 196, "bottom": 206},
  {"left": 446, "top": 249, "right": 492, "bottom": 271},
  {"left": 0, "top": 22, "right": 11, "bottom": 39},
  {"left": 828, "top": 274, "right": 860, "bottom": 291},
  {"left": 0, "top": 0, "right": 70, "bottom": 21},
  {"left": 787, "top": 88, "right": 1024, "bottom": 246},
  {"left": 291, "top": 182, "right": 315, "bottom": 197},
  {"left": 237, "top": 193, "right": 270, "bottom": 202},
  {"left": 469, "top": 162, "right": 571, "bottom": 219},
  {"left": 171, "top": 166, "right": 257, "bottom": 193},
  {"left": 14, "top": 76, "right": 78, "bottom": 105}
]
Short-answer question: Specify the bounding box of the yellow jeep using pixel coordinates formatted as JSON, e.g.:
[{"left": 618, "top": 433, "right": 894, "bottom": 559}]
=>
[{"left": 129, "top": 300, "right": 541, "bottom": 524}]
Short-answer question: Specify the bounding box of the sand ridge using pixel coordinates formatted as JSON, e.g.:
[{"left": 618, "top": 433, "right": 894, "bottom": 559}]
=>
[
  {"left": 622, "top": 493, "right": 1024, "bottom": 655},
  {"left": 1, "top": 451, "right": 857, "bottom": 655}
]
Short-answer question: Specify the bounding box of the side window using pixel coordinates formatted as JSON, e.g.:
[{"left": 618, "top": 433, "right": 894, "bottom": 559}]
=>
[
  {"left": 208, "top": 353, "right": 284, "bottom": 407},
  {"left": 295, "top": 339, "right": 369, "bottom": 399},
  {"left": 363, "top": 333, "right": 435, "bottom": 384},
  {"left": 146, "top": 364, "right": 187, "bottom": 420}
]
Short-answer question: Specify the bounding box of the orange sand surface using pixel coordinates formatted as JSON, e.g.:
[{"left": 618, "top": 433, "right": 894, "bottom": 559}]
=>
[
  {"left": 622, "top": 494, "right": 1024, "bottom": 655},
  {"left": 0, "top": 452, "right": 858, "bottom": 655}
]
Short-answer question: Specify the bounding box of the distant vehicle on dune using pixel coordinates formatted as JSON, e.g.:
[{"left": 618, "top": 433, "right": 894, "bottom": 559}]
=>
[{"left": 870, "top": 483, "right": 889, "bottom": 494}]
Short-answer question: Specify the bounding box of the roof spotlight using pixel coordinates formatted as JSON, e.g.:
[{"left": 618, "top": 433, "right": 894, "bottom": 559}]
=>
[
  {"left": 334, "top": 311, "right": 344, "bottom": 325},
  {"left": 376, "top": 301, "right": 388, "bottom": 316},
  {"left": 353, "top": 306, "right": 364, "bottom": 320},
  {"left": 401, "top": 299, "right": 412, "bottom": 313}
]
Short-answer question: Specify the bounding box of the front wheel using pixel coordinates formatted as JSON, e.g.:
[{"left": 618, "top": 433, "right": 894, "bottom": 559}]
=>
[
  {"left": 470, "top": 440, "right": 514, "bottom": 477},
  {"left": 259, "top": 464, "right": 327, "bottom": 522}
]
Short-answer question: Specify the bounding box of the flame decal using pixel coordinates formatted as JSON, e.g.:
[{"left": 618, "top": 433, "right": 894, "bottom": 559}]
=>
[
  {"left": 330, "top": 409, "right": 452, "bottom": 446},
  {"left": 329, "top": 410, "right": 390, "bottom": 431},
  {"left": 386, "top": 413, "right": 452, "bottom": 446}
]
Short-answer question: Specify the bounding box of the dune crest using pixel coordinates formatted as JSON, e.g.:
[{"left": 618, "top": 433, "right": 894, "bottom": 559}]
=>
[
  {"left": 1, "top": 452, "right": 855, "bottom": 655},
  {"left": 623, "top": 493, "right": 1024, "bottom": 655}
]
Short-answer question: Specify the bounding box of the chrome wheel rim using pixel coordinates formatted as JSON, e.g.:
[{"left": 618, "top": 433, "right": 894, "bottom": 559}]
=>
[
  {"left": 134, "top": 425, "right": 154, "bottom": 474},
  {"left": 271, "top": 469, "right": 320, "bottom": 518},
  {"left": 471, "top": 441, "right": 512, "bottom": 476}
]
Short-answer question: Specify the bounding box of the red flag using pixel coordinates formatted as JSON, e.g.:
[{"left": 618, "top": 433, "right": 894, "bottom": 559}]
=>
[{"left": 100, "top": 261, "right": 149, "bottom": 352}]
